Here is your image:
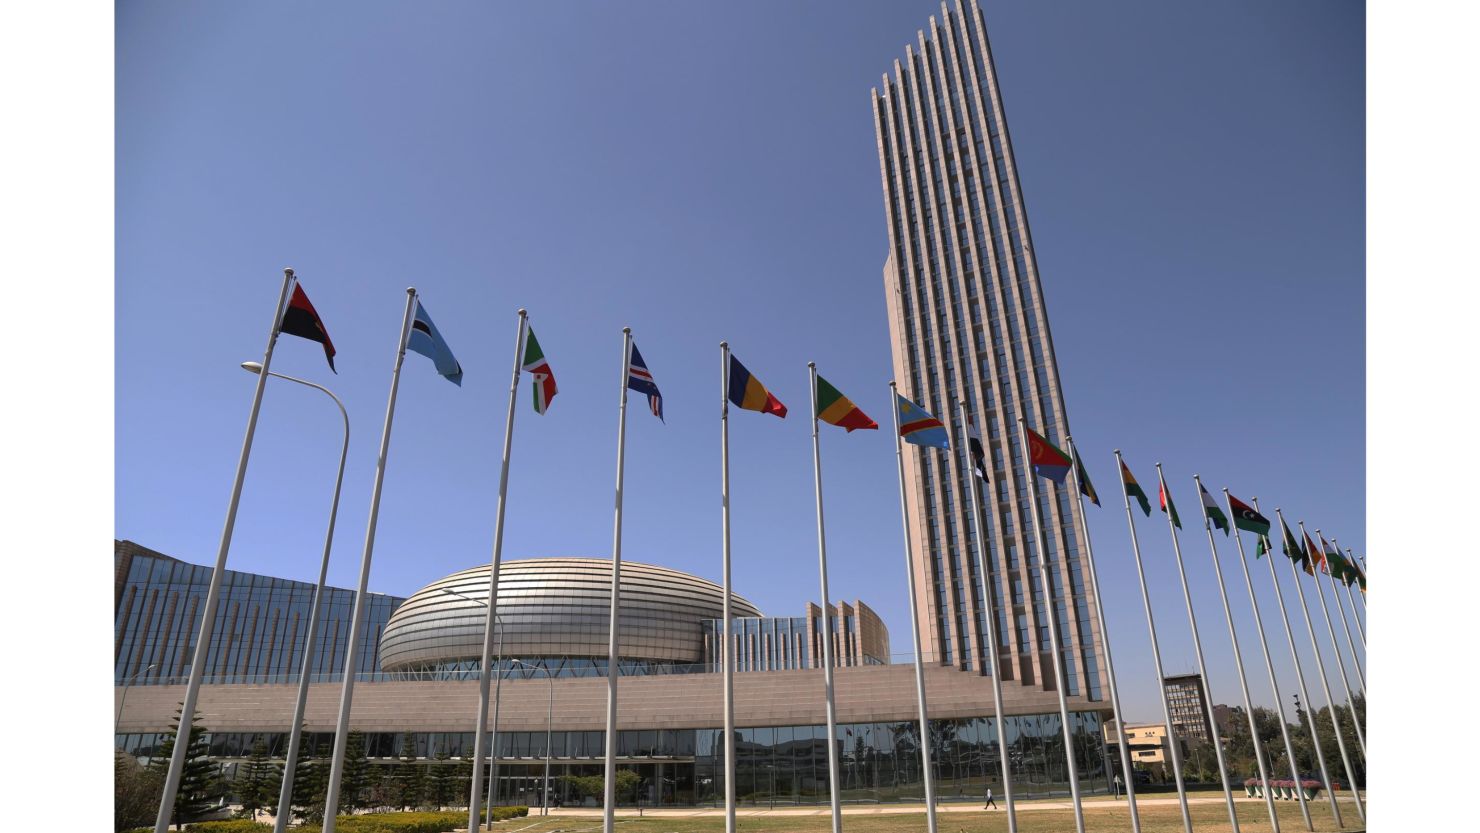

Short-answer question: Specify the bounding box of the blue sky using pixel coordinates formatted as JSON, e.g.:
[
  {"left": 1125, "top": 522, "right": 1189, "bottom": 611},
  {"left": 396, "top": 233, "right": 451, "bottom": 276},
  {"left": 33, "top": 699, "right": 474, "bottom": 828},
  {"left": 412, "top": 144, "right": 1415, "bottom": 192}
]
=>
[{"left": 116, "top": 0, "right": 1364, "bottom": 723}]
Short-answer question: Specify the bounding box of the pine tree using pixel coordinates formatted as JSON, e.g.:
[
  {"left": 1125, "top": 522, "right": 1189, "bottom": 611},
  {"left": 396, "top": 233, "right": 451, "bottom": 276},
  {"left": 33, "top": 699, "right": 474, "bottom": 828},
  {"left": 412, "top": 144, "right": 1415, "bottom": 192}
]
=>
[
  {"left": 425, "top": 746, "right": 455, "bottom": 809},
  {"left": 146, "top": 706, "right": 220, "bottom": 830},
  {"left": 235, "top": 738, "right": 280, "bottom": 820},
  {"left": 454, "top": 752, "right": 474, "bottom": 810},
  {"left": 341, "top": 731, "right": 371, "bottom": 813},
  {"left": 390, "top": 732, "right": 424, "bottom": 810},
  {"left": 288, "top": 747, "right": 326, "bottom": 824}
]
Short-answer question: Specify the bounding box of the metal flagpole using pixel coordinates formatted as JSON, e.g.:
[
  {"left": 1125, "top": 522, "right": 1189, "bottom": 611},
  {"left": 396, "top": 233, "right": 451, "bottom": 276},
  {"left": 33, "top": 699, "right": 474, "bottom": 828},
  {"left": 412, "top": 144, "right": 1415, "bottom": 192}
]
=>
[
  {"left": 1193, "top": 476, "right": 1279, "bottom": 833},
  {"left": 719, "top": 342, "right": 737, "bottom": 833},
  {"left": 889, "top": 382, "right": 938, "bottom": 833},
  {"left": 488, "top": 631, "right": 504, "bottom": 815},
  {"left": 808, "top": 363, "right": 844, "bottom": 833},
  {"left": 602, "top": 328, "right": 634, "bottom": 833},
  {"left": 1323, "top": 536, "right": 1367, "bottom": 682},
  {"left": 1065, "top": 438, "right": 1140, "bottom": 833},
  {"left": 153, "top": 268, "right": 296, "bottom": 833},
  {"left": 465, "top": 309, "right": 528, "bottom": 833},
  {"left": 1114, "top": 452, "right": 1192, "bottom": 833},
  {"left": 1015, "top": 419, "right": 1084, "bottom": 833},
  {"left": 1304, "top": 525, "right": 1366, "bottom": 761},
  {"left": 1153, "top": 465, "right": 1239, "bottom": 833},
  {"left": 1320, "top": 538, "right": 1361, "bottom": 695},
  {"left": 1331, "top": 540, "right": 1366, "bottom": 648},
  {"left": 959, "top": 401, "right": 1017, "bottom": 833},
  {"left": 321, "top": 288, "right": 419, "bottom": 833},
  {"left": 1223, "top": 490, "right": 1312, "bottom": 832},
  {"left": 272, "top": 370, "right": 350, "bottom": 833},
  {"left": 1253, "top": 499, "right": 1342, "bottom": 827},
  {"left": 1277, "top": 511, "right": 1363, "bottom": 823}
]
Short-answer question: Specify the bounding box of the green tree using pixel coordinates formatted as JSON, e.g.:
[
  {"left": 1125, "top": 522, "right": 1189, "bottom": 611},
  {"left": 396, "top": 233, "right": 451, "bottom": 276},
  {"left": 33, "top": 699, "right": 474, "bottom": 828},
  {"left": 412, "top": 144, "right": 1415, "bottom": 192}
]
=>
[
  {"left": 389, "top": 732, "right": 424, "bottom": 810},
  {"left": 425, "top": 747, "right": 456, "bottom": 809},
  {"left": 146, "top": 706, "right": 221, "bottom": 830},
  {"left": 288, "top": 747, "right": 326, "bottom": 824},
  {"left": 340, "top": 731, "right": 371, "bottom": 812},
  {"left": 454, "top": 752, "right": 474, "bottom": 809},
  {"left": 616, "top": 769, "right": 642, "bottom": 804},
  {"left": 235, "top": 738, "right": 280, "bottom": 820},
  {"left": 115, "top": 751, "right": 163, "bottom": 833}
]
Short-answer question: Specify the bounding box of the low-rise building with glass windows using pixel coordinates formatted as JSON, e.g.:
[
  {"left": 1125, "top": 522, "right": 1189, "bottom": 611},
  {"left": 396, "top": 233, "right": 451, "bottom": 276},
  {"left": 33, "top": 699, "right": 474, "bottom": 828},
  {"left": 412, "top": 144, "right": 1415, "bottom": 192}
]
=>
[{"left": 115, "top": 540, "right": 1111, "bottom": 808}]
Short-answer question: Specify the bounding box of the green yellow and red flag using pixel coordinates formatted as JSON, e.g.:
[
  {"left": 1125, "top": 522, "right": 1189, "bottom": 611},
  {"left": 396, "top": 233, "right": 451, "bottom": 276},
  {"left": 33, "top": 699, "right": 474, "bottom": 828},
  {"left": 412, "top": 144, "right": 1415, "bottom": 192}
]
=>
[
  {"left": 815, "top": 375, "right": 877, "bottom": 432},
  {"left": 1121, "top": 460, "right": 1151, "bottom": 516}
]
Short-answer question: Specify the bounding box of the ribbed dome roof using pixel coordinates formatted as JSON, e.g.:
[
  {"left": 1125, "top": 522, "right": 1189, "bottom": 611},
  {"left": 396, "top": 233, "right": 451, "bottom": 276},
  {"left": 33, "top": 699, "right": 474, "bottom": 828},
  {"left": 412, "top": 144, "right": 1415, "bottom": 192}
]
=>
[{"left": 378, "top": 558, "right": 762, "bottom": 671}]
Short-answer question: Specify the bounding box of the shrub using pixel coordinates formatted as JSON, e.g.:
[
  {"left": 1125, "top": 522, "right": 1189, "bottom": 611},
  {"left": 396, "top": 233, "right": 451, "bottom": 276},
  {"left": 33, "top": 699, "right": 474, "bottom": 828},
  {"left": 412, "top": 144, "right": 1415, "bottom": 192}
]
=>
[
  {"left": 1244, "top": 778, "right": 1258, "bottom": 788},
  {"left": 183, "top": 822, "right": 271, "bottom": 833}
]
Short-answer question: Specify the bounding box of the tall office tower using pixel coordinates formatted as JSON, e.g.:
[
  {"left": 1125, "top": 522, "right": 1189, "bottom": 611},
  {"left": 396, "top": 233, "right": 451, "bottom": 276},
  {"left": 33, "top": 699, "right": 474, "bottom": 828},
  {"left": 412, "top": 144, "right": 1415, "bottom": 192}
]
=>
[
  {"left": 871, "top": 0, "right": 1106, "bottom": 703},
  {"left": 1163, "top": 674, "right": 1215, "bottom": 744}
]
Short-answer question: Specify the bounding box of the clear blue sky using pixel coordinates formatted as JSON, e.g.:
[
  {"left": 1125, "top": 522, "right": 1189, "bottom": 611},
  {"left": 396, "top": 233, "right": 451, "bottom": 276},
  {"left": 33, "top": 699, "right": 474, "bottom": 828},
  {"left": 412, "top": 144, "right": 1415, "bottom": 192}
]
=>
[{"left": 117, "top": 0, "right": 1364, "bottom": 723}]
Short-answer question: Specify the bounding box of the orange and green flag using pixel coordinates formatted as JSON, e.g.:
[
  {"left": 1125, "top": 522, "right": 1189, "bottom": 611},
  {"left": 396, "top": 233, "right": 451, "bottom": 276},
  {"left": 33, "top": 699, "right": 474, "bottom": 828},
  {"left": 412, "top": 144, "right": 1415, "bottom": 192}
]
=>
[
  {"left": 815, "top": 375, "right": 877, "bottom": 432},
  {"left": 1120, "top": 460, "right": 1151, "bottom": 516}
]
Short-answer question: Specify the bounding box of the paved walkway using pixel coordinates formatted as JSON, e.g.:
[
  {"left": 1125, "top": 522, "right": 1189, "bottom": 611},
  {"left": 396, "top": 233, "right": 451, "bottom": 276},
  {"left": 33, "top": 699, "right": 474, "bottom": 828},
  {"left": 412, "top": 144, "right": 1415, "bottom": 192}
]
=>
[{"left": 539, "top": 792, "right": 1363, "bottom": 817}]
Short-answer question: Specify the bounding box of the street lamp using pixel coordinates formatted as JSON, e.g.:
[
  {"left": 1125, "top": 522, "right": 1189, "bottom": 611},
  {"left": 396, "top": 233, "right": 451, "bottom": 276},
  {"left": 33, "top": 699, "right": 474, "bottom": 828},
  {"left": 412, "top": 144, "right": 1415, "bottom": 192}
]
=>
[
  {"left": 507, "top": 660, "right": 555, "bottom": 817},
  {"left": 116, "top": 664, "right": 157, "bottom": 742},
  {"left": 440, "top": 587, "right": 506, "bottom": 825},
  {"left": 241, "top": 361, "right": 351, "bottom": 833}
]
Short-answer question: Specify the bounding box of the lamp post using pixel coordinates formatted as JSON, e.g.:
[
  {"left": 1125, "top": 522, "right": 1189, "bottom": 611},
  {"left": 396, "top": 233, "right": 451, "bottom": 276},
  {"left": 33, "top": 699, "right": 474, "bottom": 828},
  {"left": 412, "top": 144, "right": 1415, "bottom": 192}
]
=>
[
  {"left": 507, "top": 659, "right": 554, "bottom": 817},
  {"left": 116, "top": 664, "right": 157, "bottom": 741},
  {"left": 241, "top": 361, "right": 351, "bottom": 833},
  {"left": 440, "top": 587, "right": 506, "bottom": 827}
]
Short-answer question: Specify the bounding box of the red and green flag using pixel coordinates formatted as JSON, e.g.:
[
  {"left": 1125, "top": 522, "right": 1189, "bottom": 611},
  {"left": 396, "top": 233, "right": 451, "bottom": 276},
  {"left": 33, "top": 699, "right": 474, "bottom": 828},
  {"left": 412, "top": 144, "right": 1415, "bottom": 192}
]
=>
[
  {"left": 1304, "top": 530, "right": 1326, "bottom": 576},
  {"left": 1024, "top": 425, "right": 1071, "bottom": 483},
  {"left": 522, "top": 325, "right": 557, "bottom": 414},
  {"left": 1227, "top": 493, "right": 1270, "bottom": 536},
  {"left": 1121, "top": 460, "right": 1150, "bottom": 516},
  {"left": 1159, "top": 480, "right": 1182, "bottom": 529},
  {"left": 815, "top": 375, "right": 877, "bottom": 432}
]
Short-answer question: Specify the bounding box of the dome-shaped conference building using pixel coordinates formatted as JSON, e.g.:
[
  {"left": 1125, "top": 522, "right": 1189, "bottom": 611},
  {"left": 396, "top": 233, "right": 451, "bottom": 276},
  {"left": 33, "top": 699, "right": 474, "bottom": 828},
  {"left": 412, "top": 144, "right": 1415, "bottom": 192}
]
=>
[{"left": 115, "top": 540, "right": 1112, "bottom": 808}]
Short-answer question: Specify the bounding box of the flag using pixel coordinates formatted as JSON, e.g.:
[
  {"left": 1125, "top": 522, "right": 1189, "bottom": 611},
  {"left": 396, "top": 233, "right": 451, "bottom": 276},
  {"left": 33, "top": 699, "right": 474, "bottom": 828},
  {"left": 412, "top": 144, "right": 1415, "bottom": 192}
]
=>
[
  {"left": 408, "top": 300, "right": 462, "bottom": 385},
  {"left": 1324, "top": 540, "right": 1354, "bottom": 586},
  {"left": 1121, "top": 460, "right": 1150, "bottom": 516},
  {"left": 1023, "top": 425, "right": 1071, "bottom": 483},
  {"left": 1280, "top": 518, "right": 1312, "bottom": 575},
  {"left": 279, "top": 283, "right": 336, "bottom": 372},
  {"left": 1255, "top": 534, "right": 1272, "bottom": 559},
  {"left": 895, "top": 393, "right": 949, "bottom": 449},
  {"left": 1227, "top": 494, "right": 1270, "bottom": 536},
  {"left": 1074, "top": 454, "right": 1100, "bottom": 507},
  {"left": 965, "top": 415, "right": 988, "bottom": 480},
  {"left": 627, "top": 341, "right": 663, "bottom": 421},
  {"left": 815, "top": 375, "right": 877, "bottom": 431},
  {"left": 1159, "top": 480, "right": 1182, "bottom": 529},
  {"left": 522, "top": 325, "right": 557, "bottom": 414},
  {"left": 1352, "top": 561, "right": 1367, "bottom": 593},
  {"left": 1304, "top": 531, "right": 1326, "bottom": 575},
  {"left": 727, "top": 354, "right": 786, "bottom": 418},
  {"left": 1199, "top": 483, "right": 1228, "bottom": 534}
]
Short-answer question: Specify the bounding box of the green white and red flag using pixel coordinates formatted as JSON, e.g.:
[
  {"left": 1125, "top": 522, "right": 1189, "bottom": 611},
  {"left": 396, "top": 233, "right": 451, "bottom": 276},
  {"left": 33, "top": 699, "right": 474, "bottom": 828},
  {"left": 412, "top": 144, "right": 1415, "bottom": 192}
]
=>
[{"left": 522, "top": 325, "right": 557, "bottom": 414}]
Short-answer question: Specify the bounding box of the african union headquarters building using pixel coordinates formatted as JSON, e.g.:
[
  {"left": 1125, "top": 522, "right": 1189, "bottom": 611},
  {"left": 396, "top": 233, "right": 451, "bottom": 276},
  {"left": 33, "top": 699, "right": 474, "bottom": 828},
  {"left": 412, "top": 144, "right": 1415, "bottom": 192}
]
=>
[{"left": 115, "top": 0, "right": 1114, "bottom": 808}]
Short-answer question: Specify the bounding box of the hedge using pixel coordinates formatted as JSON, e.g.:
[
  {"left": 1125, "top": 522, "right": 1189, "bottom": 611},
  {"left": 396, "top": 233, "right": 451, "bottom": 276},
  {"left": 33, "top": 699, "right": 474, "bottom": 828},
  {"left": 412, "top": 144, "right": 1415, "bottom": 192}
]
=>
[{"left": 177, "top": 808, "right": 527, "bottom": 833}]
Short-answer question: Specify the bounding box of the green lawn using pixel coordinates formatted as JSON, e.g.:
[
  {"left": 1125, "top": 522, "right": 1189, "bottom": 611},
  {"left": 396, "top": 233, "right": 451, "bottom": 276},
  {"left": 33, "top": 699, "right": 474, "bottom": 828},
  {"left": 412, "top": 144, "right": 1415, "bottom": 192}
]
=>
[{"left": 489, "top": 798, "right": 1362, "bottom": 833}]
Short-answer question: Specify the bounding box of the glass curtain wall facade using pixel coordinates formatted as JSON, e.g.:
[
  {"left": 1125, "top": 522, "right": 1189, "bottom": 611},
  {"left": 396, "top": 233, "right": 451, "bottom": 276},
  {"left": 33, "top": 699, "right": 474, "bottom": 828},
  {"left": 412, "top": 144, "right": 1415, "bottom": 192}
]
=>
[
  {"left": 114, "top": 540, "right": 403, "bottom": 685},
  {"left": 871, "top": 0, "right": 1105, "bottom": 700},
  {"left": 117, "top": 711, "right": 1107, "bottom": 807}
]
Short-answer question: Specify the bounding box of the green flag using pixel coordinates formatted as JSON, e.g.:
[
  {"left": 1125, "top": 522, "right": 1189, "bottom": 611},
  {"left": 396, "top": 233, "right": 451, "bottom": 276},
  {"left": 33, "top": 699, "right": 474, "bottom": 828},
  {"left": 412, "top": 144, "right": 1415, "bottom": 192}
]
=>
[
  {"left": 1199, "top": 483, "right": 1229, "bottom": 535},
  {"left": 1255, "top": 534, "right": 1272, "bottom": 559}
]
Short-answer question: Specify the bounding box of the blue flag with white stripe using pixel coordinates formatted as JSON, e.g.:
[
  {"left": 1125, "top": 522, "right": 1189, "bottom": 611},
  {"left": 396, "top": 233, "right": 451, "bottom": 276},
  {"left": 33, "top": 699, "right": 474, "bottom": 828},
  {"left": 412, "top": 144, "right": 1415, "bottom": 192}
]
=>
[
  {"left": 627, "top": 341, "right": 663, "bottom": 421},
  {"left": 407, "top": 300, "right": 462, "bottom": 385}
]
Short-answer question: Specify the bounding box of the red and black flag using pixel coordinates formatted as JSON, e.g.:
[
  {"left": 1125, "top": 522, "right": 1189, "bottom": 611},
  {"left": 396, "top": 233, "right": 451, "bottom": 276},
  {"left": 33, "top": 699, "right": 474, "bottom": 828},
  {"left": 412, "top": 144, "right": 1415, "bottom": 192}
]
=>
[{"left": 280, "top": 284, "right": 337, "bottom": 372}]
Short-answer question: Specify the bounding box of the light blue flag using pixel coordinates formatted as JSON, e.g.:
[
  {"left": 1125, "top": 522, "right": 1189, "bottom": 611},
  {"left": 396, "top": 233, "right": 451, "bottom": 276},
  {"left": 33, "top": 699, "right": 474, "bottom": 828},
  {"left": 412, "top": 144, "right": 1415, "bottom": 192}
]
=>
[
  {"left": 407, "top": 300, "right": 462, "bottom": 385},
  {"left": 895, "top": 393, "right": 949, "bottom": 449}
]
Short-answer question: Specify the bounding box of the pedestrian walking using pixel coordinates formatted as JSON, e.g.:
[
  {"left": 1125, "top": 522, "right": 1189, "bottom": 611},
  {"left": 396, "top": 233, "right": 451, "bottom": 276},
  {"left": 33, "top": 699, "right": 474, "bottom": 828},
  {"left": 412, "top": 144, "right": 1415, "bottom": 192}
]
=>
[
  {"left": 984, "top": 786, "right": 998, "bottom": 810},
  {"left": 1114, "top": 773, "right": 1123, "bottom": 799}
]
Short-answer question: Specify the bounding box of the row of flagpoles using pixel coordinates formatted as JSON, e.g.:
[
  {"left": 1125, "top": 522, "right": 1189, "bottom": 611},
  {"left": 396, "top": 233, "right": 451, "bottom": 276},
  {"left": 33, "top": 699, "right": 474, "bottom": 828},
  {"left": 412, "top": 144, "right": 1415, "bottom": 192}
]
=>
[{"left": 151, "top": 274, "right": 1367, "bottom": 833}]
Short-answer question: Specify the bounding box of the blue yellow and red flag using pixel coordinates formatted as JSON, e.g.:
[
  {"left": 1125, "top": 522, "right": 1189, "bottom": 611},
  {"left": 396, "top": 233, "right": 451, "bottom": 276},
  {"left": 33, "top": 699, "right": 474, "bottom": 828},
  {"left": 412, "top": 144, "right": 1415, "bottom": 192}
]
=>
[
  {"left": 727, "top": 354, "right": 786, "bottom": 418},
  {"left": 895, "top": 393, "right": 949, "bottom": 449}
]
